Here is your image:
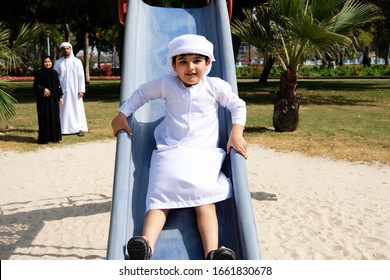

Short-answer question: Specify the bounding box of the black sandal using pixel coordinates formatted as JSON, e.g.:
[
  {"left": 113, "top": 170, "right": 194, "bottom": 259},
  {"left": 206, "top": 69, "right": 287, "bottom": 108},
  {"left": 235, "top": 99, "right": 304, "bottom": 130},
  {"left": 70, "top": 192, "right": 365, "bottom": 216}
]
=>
[
  {"left": 206, "top": 247, "right": 236, "bottom": 260},
  {"left": 127, "top": 236, "right": 152, "bottom": 260}
]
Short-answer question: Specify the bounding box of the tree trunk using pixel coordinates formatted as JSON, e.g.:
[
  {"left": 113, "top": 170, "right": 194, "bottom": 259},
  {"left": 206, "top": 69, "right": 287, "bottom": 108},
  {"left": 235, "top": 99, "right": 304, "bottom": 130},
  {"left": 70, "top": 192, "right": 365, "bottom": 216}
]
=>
[
  {"left": 339, "top": 52, "right": 344, "bottom": 66},
  {"left": 89, "top": 43, "right": 94, "bottom": 65},
  {"left": 258, "top": 56, "right": 274, "bottom": 84},
  {"left": 232, "top": 35, "right": 242, "bottom": 61},
  {"left": 98, "top": 49, "right": 101, "bottom": 67},
  {"left": 84, "top": 32, "right": 90, "bottom": 84},
  {"left": 273, "top": 69, "right": 300, "bottom": 132},
  {"left": 64, "top": 23, "right": 71, "bottom": 42},
  {"left": 362, "top": 46, "right": 371, "bottom": 67}
]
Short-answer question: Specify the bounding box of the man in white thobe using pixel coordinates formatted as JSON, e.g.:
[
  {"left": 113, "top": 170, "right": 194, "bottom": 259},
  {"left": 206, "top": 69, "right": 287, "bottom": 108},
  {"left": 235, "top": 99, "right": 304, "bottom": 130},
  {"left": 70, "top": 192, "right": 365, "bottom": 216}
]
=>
[{"left": 54, "top": 42, "right": 88, "bottom": 136}]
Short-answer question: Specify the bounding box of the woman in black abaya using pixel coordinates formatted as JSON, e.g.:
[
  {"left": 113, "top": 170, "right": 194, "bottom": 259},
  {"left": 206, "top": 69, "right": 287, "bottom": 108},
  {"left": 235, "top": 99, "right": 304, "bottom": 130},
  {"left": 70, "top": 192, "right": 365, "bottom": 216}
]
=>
[{"left": 33, "top": 56, "right": 63, "bottom": 144}]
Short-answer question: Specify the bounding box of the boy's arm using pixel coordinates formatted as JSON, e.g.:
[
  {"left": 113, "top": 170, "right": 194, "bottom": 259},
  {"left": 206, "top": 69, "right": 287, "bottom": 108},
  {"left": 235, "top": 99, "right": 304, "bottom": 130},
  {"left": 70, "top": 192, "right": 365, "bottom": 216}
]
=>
[
  {"left": 111, "top": 112, "right": 132, "bottom": 136},
  {"left": 226, "top": 124, "right": 247, "bottom": 159}
]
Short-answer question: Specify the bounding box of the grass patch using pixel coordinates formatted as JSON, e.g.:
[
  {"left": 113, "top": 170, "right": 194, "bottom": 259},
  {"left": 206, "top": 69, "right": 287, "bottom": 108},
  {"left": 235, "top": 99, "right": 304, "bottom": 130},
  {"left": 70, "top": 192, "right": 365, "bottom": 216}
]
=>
[
  {"left": 0, "top": 80, "right": 120, "bottom": 152},
  {"left": 1, "top": 79, "right": 389, "bottom": 164},
  {"left": 239, "top": 80, "right": 390, "bottom": 164}
]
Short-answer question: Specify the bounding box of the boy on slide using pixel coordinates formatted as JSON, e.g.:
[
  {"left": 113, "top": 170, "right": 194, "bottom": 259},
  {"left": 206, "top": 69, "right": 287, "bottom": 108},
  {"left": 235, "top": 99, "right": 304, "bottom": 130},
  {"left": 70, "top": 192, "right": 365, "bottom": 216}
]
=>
[{"left": 112, "top": 34, "right": 247, "bottom": 260}]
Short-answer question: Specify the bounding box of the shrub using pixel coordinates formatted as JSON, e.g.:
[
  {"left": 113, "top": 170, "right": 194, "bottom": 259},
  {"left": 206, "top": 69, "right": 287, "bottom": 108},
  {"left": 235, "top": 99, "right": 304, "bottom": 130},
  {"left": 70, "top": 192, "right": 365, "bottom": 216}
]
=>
[{"left": 90, "top": 64, "right": 114, "bottom": 76}]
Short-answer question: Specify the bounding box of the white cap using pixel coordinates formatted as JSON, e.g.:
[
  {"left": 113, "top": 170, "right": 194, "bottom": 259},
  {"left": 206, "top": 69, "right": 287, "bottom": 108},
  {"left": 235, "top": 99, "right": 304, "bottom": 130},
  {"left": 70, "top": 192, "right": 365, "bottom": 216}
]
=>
[{"left": 167, "top": 34, "right": 215, "bottom": 76}]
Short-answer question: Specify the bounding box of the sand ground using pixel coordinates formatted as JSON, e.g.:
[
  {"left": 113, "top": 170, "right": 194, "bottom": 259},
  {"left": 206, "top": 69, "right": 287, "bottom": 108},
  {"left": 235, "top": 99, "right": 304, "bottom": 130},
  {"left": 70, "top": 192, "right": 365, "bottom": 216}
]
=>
[{"left": 1, "top": 141, "right": 389, "bottom": 260}]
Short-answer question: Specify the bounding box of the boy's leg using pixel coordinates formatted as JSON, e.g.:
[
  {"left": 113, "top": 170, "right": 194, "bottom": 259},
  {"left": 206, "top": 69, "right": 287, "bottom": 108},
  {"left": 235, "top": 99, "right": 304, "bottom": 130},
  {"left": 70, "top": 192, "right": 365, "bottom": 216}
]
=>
[
  {"left": 195, "top": 204, "right": 219, "bottom": 258},
  {"left": 142, "top": 209, "right": 169, "bottom": 252}
]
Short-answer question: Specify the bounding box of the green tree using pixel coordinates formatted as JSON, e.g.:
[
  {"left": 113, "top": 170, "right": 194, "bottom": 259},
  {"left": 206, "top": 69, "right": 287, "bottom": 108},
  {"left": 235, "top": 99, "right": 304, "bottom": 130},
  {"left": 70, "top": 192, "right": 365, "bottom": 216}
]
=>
[
  {"left": 0, "top": 22, "right": 44, "bottom": 121},
  {"left": 369, "top": 0, "right": 390, "bottom": 64},
  {"left": 0, "top": 0, "right": 119, "bottom": 82},
  {"left": 231, "top": 0, "right": 381, "bottom": 132}
]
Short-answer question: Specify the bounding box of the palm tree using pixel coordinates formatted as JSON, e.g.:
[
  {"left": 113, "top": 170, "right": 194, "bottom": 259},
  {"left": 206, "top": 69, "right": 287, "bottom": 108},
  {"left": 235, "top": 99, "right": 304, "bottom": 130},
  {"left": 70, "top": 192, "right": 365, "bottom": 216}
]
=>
[
  {"left": 231, "top": 0, "right": 381, "bottom": 132},
  {"left": 0, "top": 22, "right": 44, "bottom": 121}
]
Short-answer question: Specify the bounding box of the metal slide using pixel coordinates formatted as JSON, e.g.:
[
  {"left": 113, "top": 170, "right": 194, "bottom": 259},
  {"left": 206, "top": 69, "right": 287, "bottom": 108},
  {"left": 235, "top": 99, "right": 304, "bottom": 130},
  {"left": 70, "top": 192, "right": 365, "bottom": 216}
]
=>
[{"left": 107, "top": 0, "right": 261, "bottom": 260}]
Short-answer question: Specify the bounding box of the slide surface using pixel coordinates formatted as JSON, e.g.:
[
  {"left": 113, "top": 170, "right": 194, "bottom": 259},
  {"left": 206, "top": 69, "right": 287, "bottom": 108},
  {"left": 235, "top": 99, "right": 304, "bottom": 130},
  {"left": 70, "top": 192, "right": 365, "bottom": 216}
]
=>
[{"left": 107, "top": 0, "right": 261, "bottom": 260}]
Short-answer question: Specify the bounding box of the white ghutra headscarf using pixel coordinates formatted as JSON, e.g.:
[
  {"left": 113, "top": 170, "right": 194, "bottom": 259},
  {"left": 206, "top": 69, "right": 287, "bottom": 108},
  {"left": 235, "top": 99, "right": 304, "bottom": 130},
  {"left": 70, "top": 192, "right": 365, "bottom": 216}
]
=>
[{"left": 167, "top": 34, "right": 215, "bottom": 76}]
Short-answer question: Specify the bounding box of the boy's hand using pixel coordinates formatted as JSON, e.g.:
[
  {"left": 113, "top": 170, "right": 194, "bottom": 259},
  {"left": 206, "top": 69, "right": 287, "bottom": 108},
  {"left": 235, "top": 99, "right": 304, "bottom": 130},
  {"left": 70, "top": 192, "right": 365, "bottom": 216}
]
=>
[
  {"left": 111, "top": 112, "right": 132, "bottom": 136},
  {"left": 226, "top": 124, "right": 247, "bottom": 159}
]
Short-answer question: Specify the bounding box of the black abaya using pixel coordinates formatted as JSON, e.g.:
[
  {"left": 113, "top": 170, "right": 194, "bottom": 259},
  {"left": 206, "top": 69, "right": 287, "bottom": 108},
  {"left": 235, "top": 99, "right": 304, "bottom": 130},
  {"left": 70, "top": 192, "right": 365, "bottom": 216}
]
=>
[{"left": 33, "top": 61, "right": 63, "bottom": 144}]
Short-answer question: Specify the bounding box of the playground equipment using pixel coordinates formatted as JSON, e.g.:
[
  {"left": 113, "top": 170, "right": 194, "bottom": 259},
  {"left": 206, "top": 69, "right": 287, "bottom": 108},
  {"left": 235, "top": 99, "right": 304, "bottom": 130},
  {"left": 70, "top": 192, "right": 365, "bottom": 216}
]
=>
[{"left": 107, "top": 0, "right": 261, "bottom": 260}]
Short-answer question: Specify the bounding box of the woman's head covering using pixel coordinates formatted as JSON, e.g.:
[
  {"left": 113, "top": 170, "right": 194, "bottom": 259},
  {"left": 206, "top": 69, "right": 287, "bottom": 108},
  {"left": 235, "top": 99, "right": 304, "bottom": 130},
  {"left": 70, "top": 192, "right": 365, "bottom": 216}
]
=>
[
  {"left": 167, "top": 34, "right": 215, "bottom": 76},
  {"left": 41, "top": 56, "right": 53, "bottom": 70}
]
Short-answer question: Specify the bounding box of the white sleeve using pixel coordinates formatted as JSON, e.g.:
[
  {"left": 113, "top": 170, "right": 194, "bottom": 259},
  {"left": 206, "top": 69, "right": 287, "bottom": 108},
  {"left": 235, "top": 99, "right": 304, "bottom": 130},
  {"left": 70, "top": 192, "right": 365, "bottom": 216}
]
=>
[
  {"left": 118, "top": 78, "right": 163, "bottom": 117},
  {"left": 77, "top": 59, "right": 86, "bottom": 93},
  {"left": 212, "top": 78, "right": 246, "bottom": 126}
]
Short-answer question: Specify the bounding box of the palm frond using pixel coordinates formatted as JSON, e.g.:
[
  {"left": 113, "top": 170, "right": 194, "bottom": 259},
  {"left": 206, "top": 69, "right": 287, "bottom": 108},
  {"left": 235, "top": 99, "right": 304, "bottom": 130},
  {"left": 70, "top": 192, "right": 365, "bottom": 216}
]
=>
[
  {"left": 309, "top": 0, "right": 344, "bottom": 23},
  {"left": 272, "top": 0, "right": 305, "bottom": 19},
  {"left": 0, "top": 22, "right": 42, "bottom": 119},
  {"left": 231, "top": 0, "right": 382, "bottom": 74},
  {"left": 231, "top": 8, "right": 278, "bottom": 53},
  {"left": 11, "top": 22, "right": 45, "bottom": 49},
  {"left": 286, "top": 14, "right": 351, "bottom": 53},
  {"left": 332, "top": 0, "right": 382, "bottom": 34},
  {"left": 3, "top": 22, "right": 44, "bottom": 73},
  {"left": 0, "top": 79, "right": 17, "bottom": 120}
]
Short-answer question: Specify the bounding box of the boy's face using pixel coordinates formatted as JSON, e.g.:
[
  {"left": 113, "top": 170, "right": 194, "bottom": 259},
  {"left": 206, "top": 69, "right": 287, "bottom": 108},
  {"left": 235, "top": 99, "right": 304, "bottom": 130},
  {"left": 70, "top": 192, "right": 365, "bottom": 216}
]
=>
[{"left": 172, "top": 54, "right": 210, "bottom": 87}]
